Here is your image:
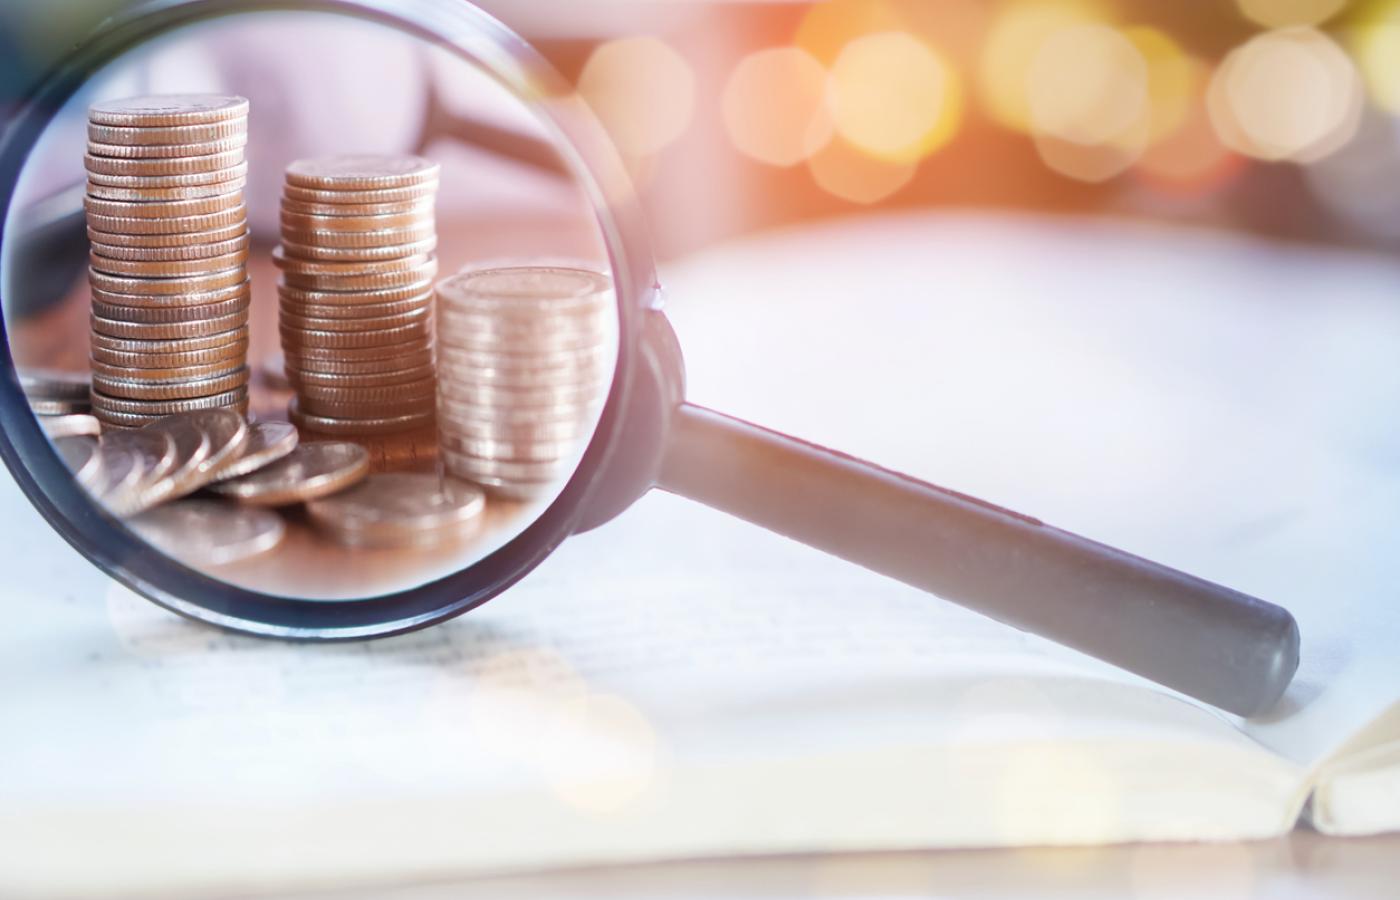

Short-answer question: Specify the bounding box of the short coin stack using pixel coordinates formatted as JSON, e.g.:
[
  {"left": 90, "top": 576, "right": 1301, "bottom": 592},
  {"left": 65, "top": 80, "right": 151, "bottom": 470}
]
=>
[
  {"left": 434, "top": 266, "right": 613, "bottom": 499},
  {"left": 276, "top": 154, "right": 440, "bottom": 437},
  {"left": 84, "top": 94, "right": 252, "bottom": 429}
]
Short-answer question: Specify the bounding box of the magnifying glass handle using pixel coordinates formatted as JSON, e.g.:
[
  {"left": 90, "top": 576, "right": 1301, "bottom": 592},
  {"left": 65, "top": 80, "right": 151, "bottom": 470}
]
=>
[{"left": 656, "top": 402, "right": 1299, "bottom": 717}]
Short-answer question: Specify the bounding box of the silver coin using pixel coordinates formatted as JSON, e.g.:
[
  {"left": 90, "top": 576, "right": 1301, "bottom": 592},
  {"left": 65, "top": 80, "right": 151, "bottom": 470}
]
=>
[
  {"left": 20, "top": 369, "right": 91, "bottom": 402},
  {"left": 436, "top": 343, "right": 612, "bottom": 373},
  {"left": 436, "top": 359, "right": 612, "bottom": 391},
  {"left": 436, "top": 328, "right": 603, "bottom": 355},
  {"left": 208, "top": 440, "right": 367, "bottom": 506},
  {"left": 208, "top": 421, "right": 299, "bottom": 483},
  {"left": 437, "top": 446, "right": 575, "bottom": 483},
  {"left": 439, "top": 430, "right": 582, "bottom": 462},
  {"left": 305, "top": 472, "right": 484, "bottom": 549},
  {"left": 434, "top": 413, "right": 593, "bottom": 445},
  {"left": 435, "top": 306, "right": 611, "bottom": 338},
  {"left": 436, "top": 266, "right": 612, "bottom": 315},
  {"left": 437, "top": 379, "right": 603, "bottom": 409},
  {"left": 94, "top": 428, "right": 178, "bottom": 516},
  {"left": 439, "top": 467, "right": 554, "bottom": 501},
  {"left": 129, "top": 499, "right": 284, "bottom": 566},
  {"left": 139, "top": 413, "right": 213, "bottom": 506},
  {"left": 435, "top": 395, "right": 592, "bottom": 426},
  {"left": 42, "top": 414, "right": 102, "bottom": 439},
  {"left": 54, "top": 436, "right": 103, "bottom": 488}
]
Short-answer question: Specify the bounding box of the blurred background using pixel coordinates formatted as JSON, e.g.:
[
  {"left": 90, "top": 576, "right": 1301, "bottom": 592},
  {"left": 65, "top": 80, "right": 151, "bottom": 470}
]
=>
[{"left": 4, "top": 0, "right": 1400, "bottom": 263}]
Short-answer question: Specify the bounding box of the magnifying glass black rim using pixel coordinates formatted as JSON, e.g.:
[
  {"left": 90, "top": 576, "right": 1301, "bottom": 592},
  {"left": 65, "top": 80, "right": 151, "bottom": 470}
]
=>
[{"left": 0, "top": 0, "right": 653, "bottom": 638}]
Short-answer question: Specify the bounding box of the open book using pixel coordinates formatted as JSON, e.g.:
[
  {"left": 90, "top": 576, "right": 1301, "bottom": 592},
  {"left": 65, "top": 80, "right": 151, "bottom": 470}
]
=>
[{"left": 3, "top": 214, "right": 1399, "bottom": 897}]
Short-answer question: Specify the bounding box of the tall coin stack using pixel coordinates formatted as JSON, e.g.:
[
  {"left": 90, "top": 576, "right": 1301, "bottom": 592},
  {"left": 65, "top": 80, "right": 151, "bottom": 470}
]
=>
[
  {"left": 84, "top": 94, "right": 251, "bottom": 429},
  {"left": 434, "top": 267, "right": 613, "bottom": 499},
  {"left": 276, "top": 155, "right": 440, "bottom": 437}
]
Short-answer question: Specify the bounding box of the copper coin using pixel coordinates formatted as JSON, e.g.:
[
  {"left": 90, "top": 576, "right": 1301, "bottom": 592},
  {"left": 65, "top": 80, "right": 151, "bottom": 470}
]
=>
[
  {"left": 87, "top": 135, "right": 248, "bottom": 159},
  {"left": 91, "top": 295, "right": 250, "bottom": 325},
  {"left": 278, "top": 223, "right": 434, "bottom": 250},
  {"left": 209, "top": 440, "right": 369, "bottom": 506},
  {"left": 296, "top": 396, "right": 435, "bottom": 421},
  {"left": 44, "top": 415, "right": 102, "bottom": 440},
  {"left": 275, "top": 280, "right": 433, "bottom": 306},
  {"left": 283, "top": 347, "right": 433, "bottom": 374},
  {"left": 281, "top": 181, "right": 438, "bottom": 204},
  {"left": 279, "top": 292, "right": 432, "bottom": 320},
  {"left": 88, "top": 118, "right": 246, "bottom": 146},
  {"left": 208, "top": 421, "right": 299, "bottom": 483},
  {"left": 85, "top": 162, "right": 249, "bottom": 188},
  {"left": 130, "top": 499, "right": 283, "bottom": 566},
  {"left": 92, "top": 368, "right": 249, "bottom": 401},
  {"left": 93, "top": 311, "right": 248, "bottom": 341},
  {"left": 89, "top": 248, "right": 248, "bottom": 278},
  {"left": 91, "top": 355, "right": 244, "bottom": 383},
  {"left": 280, "top": 306, "right": 430, "bottom": 334},
  {"left": 92, "top": 326, "right": 250, "bottom": 355},
  {"left": 85, "top": 205, "right": 247, "bottom": 236},
  {"left": 279, "top": 208, "right": 431, "bottom": 231},
  {"left": 272, "top": 246, "right": 432, "bottom": 276},
  {"left": 280, "top": 337, "right": 425, "bottom": 363},
  {"left": 305, "top": 472, "right": 483, "bottom": 549},
  {"left": 285, "top": 363, "right": 435, "bottom": 389},
  {"left": 91, "top": 385, "right": 249, "bottom": 416},
  {"left": 280, "top": 197, "right": 433, "bottom": 217},
  {"left": 91, "top": 231, "right": 249, "bottom": 262},
  {"left": 288, "top": 400, "right": 433, "bottom": 436},
  {"left": 88, "top": 266, "right": 246, "bottom": 296},
  {"left": 87, "top": 220, "right": 246, "bottom": 248},
  {"left": 91, "top": 338, "right": 249, "bottom": 369},
  {"left": 20, "top": 368, "right": 90, "bottom": 401},
  {"left": 296, "top": 377, "right": 435, "bottom": 404},
  {"left": 138, "top": 413, "right": 214, "bottom": 504},
  {"left": 278, "top": 319, "right": 430, "bottom": 349},
  {"left": 83, "top": 190, "right": 243, "bottom": 219},
  {"left": 87, "top": 179, "right": 247, "bottom": 202},
  {"left": 94, "top": 401, "right": 249, "bottom": 430},
  {"left": 280, "top": 260, "right": 437, "bottom": 292},
  {"left": 277, "top": 236, "right": 437, "bottom": 263},
  {"left": 284, "top": 154, "right": 439, "bottom": 191},
  {"left": 92, "top": 428, "right": 178, "bottom": 516},
  {"left": 85, "top": 148, "right": 244, "bottom": 177},
  {"left": 88, "top": 94, "right": 248, "bottom": 127},
  {"left": 91, "top": 279, "right": 250, "bottom": 309}
]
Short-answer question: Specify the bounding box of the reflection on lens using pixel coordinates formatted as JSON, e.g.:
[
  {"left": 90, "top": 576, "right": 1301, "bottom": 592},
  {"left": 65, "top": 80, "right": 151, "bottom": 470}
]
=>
[{"left": 2, "top": 12, "right": 618, "bottom": 602}]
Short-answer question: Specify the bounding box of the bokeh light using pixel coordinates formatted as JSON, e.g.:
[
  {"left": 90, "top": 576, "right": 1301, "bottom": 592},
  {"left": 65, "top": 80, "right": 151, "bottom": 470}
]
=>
[
  {"left": 577, "top": 36, "right": 696, "bottom": 157},
  {"left": 1127, "top": 27, "right": 1197, "bottom": 142},
  {"left": 1353, "top": 1, "right": 1400, "bottom": 114},
  {"left": 1136, "top": 63, "right": 1245, "bottom": 194},
  {"left": 977, "top": 0, "right": 1108, "bottom": 134},
  {"left": 827, "top": 31, "right": 962, "bottom": 164},
  {"left": 1034, "top": 133, "right": 1142, "bottom": 183},
  {"left": 1026, "top": 23, "right": 1148, "bottom": 146},
  {"left": 1207, "top": 28, "right": 1362, "bottom": 163},
  {"left": 1236, "top": 0, "right": 1347, "bottom": 28},
  {"left": 807, "top": 134, "right": 917, "bottom": 203},
  {"left": 722, "top": 47, "right": 834, "bottom": 167}
]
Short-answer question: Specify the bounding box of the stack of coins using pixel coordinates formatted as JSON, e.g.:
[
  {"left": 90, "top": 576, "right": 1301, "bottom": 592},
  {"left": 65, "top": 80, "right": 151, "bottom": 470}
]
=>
[
  {"left": 276, "top": 155, "right": 440, "bottom": 437},
  {"left": 434, "top": 266, "right": 613, "bottom": 499},
  {"left": 84, "top": 94, "right": 251, "bottom": 429}
]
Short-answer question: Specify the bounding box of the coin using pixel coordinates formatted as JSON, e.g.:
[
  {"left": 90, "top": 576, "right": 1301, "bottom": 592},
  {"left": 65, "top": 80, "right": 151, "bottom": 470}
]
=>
[
  {"left": 436, "top": 266, "right": 612, "bottom": 314},
  {"left": 91, "top": 339, "right": 249, "bottom": 370},
  {"left": 84, "top": 148, "right": 244, "bottom": 177},
  {"left": 289, "top": 400, "right": 433, "bottom": 436},
  {"left": 286, "top": 363, "right": 435, "bottom": 389},
  {"left": 272, "top": 247, "right": 433, "bottom": 276},
  {"left": 55, "top": 435, "right": 104, "bottom": 487},
  {"left": 279, "top": 225, "right": 435, "bottom": 251},
  {"left": 89, "top": 248, "right": 249, "bottom": 278},
  {"left": 91, "top": 230, "right": 249, "bottom": 262},
  {"left": 279, "top": 319, "right": 429, "bottom": 350},
  {"left": 139, "top": 413, "right": 213, "bottom": 504},
  {"left": 88, "top": 267, "right": 247, "bottom": 297},
  {"left": 85, "top": 205, "right": 247, "bottom": 236},
  {"left": 437, "top": 379, "right": 602, "bottom": 409},
  {"left": 208, "top": 421, "right": 298, "bottom": 482},
  {"left": 279, "top": 208, "right": 431, "bottom": 231},
  {"left": 209, "top": 440, "right": 368, "bottom": 506},
  {"left": 83, "top": 191, "right": 243, "bottom": 219},
  {"left": 440, "top": 431, "right": 580, "bottom": 463},
  {"left": 285, "top": 155, "right": 440, "bottom": 191},
  {"left": 90, "top": 385, "right": 249, "bottom": 417},
  {"left": 436, "top": 356, "right": 611, "bottom": 389},
  {"left": 280, "top": 197, "right": 433, "bottom": 217},
  {"left": 182, "top": 408, "right": 252, "bottom": 477},
  {"left": 88, "top": 94, "right": 248, "bottom": 127},
  {"left": 91, "top": 326, "right": 249, "bottom": 355},
  {"left": 305, "top": 472, "right": 483, "bottom": 548},
  {"left": 84, "top": 163, "right": 249, "bottom": 188},
  {"left": 437, "top": 326, "right": 601, "bottom": 355},
  {"left": 129, "top": 499, "right": 284, "bottom": 566},
  {"left": 20, "top": 369, "right": 91, "bottom": 402},
  {"left": 279, "top": 307, "right": 430, "bottom": 334},
  {"left": 438, "top": 446, "right": 574, "bottom": 483},
  {"left": 91, "top": 279, "right": 250, "bottom": 309},
  {"left": 297, "top": 394, "right": 435, "bottom": 420},
  {"left": 282, "top": 181, "right": 438, "bottom": 204},
  {"left": 87, "top": 220, "right": 247, "bottom": 248},
  {"left": 43, "top": 414, "right": 102, "bottom": 439},
  {"left": 279, "top": 293, "right": 432, "bottom": 320},
  {"left": 91, "top": 355, "right": 244, "bottom": 383},
  {"left": 276, "top": 280, "right": 434, "bottom": 306},
  {"left": 280, "top": 260, "right": 438, "bottom": 292},
  {"left": 93, "top": 427, "right": 178, "bottom": 516},
  {"left": 92, "top": 295, "right": 250, "bottom": 325},
  {"left": 94, "top": 402, "right": 249, "bottom": 430},
  {"left": 91, "top": 311, "right": 248, "bottom": 340},
  {"left": 281, "top": 338, "right": 424, "bottom": 363},
  {"left": 88, "top": 118, "right": 246, "bottom": 145},
  {"left": 29, "top": 397, "right": 90, "bottom": 416},
  {"left": 296, "top": 376, "right": 435, "bottom": 404},
  {"left": 86, "top": 179, "right": 244, "bottom": 202},
  {"left": 92, "top": 368, "right": 249, "bottom": 401},
  {"left": 87, "top": 135, "right": 248, "bottom": 159},
  {"left": 283, "top": 347, "right": 434, "bottom": 374}
]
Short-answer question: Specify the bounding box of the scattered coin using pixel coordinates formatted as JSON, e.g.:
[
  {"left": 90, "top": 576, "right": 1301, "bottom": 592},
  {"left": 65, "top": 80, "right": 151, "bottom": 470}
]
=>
[
  {"left": 208, "top": 421, "right": 298, "bottom": 482},
  {"left": 55, "top": 435, "right": 103, "bottom": 488},
  {"left": 20, "top": 369, "right": 90, "bottom": 402},
  {"left": 305, "top": 472, "right": 484, "bottom": 548},
  {"left": 139, "top": 413, "right": 213, "bottom": 505},
  {"left": 93, "top": 427, "right": 178, "bottom": 516},
  {"left": 209, "top": 440, "right": 369, "bottom": 506},
  {"left": 129, "top": 498, "right": 284, "bottom": 566},
  {"left": 42, "top": 414, "right": 102, "bottom": 439}
]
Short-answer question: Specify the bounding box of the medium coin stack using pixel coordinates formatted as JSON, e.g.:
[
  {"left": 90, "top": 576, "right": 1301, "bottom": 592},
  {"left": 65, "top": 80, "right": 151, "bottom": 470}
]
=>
[
  {"left": 276, "top": 154, "right": 440, "bottom": 436},
  {"left": 84, "top": 94, "right": 252, "bottom": 429},
  {"left": 434, "top": 266, "right": 613, "bottom": 499}
]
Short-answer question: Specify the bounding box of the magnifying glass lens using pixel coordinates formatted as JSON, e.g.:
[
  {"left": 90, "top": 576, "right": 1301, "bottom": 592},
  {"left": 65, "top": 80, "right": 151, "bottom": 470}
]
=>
[{"left": 2, "top": 9, "right": 621, "bottom": 607}]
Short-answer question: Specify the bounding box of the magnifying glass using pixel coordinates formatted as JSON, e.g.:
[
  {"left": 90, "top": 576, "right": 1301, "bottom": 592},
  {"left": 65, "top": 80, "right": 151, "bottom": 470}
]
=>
[{"left": 0, "top": 0, "right": 1298, "bottom": 718}]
